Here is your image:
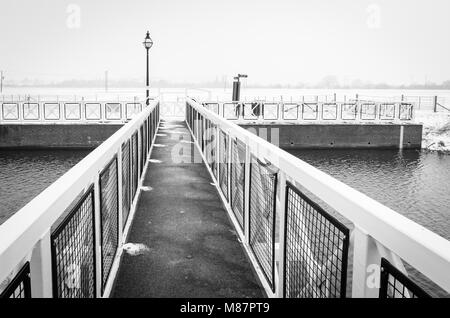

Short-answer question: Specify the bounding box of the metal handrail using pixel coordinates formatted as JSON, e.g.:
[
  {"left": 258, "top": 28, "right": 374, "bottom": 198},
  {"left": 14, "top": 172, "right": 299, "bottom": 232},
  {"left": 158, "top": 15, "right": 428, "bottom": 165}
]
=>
[
  {"left": 0, "top": 99, "right": 149, "bottom": 124},
  {"left": 0, "top": 99, "right": 160, "bottom": 297},
  {"left": 202, "top": 100, "right": 415, "bottom": 122},
  {"left": 187, "top": 97, "right": 450, "bottom": 297}
]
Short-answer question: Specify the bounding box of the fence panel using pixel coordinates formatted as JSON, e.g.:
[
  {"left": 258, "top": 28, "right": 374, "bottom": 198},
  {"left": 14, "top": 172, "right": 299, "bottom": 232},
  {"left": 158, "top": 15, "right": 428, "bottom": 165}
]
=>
[
  {"left": 23, "top": 103, "right": 40, "bottom": 120},
  {"left": 85, "top": 103, "right": 101, "bottom": 120},
  {"left": 50, "top": 187, "right": 96, "bottom": 298},
  {"left": 302, "top": 103, "right": 318, "bottom": 120},
  {"left": 99, "top": 157, "right": 119, "bottom": 292},
  {"left": 283, "top": 103, "right": 299, "bottom": 120},
  {"left": 219, "top": 130, "right": 229, "bottom": 200},
  {"left": 379, "top": 104, "right": 396, "bottom": 120},
  {"left": 131, "top": 132, "right": 138, "bottom": 199},
  {"left": 249, "top": 157, "right": 277, "bottom": 291},
  {"left": 230, "top": 139, "right": 246, "bottom": 230},
  {"left": 379, "top": 258, "right": 431, "bottom": 298},
  {"left": 263, "top": 103, "right": 279, "bottom": 120},
  {"left": 0, "top": 263, "right": 31, "bottom": 298},
  {"left": 284, "top": 182, "right": 349, "bottom": 298},
  {"left": 121, "top": 140, "right": 131, "bottom": 229},
  {"left": 2, "top": 103, "right": 19, "bottom": 120}
]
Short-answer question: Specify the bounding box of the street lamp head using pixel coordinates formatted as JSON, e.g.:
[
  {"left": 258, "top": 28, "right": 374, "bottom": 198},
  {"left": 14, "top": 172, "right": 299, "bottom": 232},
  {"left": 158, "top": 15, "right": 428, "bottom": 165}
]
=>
[{"left": 143, "top": 31, "right": 153, "bottom": 50}]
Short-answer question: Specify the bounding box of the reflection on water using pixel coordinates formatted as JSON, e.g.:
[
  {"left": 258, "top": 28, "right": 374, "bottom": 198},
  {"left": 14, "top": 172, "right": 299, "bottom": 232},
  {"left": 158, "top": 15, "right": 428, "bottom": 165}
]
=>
[
  {"left": 0, "top": 149, "right": 91, "bottom": 226},
  {"left": 288, "top": 148, "right": 450, "bottom": 297}
]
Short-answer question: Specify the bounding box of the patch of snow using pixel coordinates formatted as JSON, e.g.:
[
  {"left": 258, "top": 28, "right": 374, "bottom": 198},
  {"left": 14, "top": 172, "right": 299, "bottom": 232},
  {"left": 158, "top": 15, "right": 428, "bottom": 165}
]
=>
[
  {"left": 415, "top": 111, "right": 450, "bottom": 152},
  {"left": 141, "top": 186, "right": 153, "bottom": 191},
  {"left": 153, "top": 144, "right": 167, "bottom": 147},
  {"left": 123, "top": 243, "right": 150, "bottom": 256},
  {"left": 149, "top": 159, "right": 162, "bottom": 163}
]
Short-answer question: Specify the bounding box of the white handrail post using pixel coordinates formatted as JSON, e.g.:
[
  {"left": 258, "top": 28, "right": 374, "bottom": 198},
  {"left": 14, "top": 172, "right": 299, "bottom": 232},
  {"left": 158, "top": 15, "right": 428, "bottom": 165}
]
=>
[
  {"left": 216, "top": 124, "right": 220, "bottom": 186},
  {"left": 30, "top": 230, "right": 53, "bottom": 297},
  {"left": 94, "top": 175, "right": 102, "bottom": 298},
  {"left": 351, "top": 227, "right": 381, "bottom": 298},
  {"left": 244, "top": 144, "right": 251, "bottom": 245},
  {"left": 117, "top": 147, "right": 124, "bottom": 246},
  {"left": 275, "top": 171, "right": 287, "bottom": 298},
  {"left": 278, "top": 102, "right": 283, "bottom": 121},
  {"left": 227, "top": 133, "right": 232, "bottom": 205}
]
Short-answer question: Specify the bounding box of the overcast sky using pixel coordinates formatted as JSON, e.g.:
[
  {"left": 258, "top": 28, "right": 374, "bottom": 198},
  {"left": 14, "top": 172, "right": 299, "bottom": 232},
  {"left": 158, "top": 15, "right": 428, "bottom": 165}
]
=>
[{"left": 0, "top": 0, "right": 449, "bottom": 85}]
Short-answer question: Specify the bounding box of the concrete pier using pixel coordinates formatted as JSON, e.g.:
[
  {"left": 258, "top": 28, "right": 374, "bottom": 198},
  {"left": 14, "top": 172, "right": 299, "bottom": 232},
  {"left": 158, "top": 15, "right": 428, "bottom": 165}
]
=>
[
  {"left": 0, "top": 124, "right": 122, "bottom": 149},
  {"left": 239, "top": 122, "right": 423, "bottom": 149},
  {"left": 112, "top": 120, "right": 264, "bottom": 297}
]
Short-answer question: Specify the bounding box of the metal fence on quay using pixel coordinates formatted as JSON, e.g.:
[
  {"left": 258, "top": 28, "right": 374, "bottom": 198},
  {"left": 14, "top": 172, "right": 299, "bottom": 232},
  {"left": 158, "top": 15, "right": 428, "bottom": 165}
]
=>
[
  {"left": 201, "top": 100, "right": 415, "bottom": 123},
  {"left": 186, "top": 97, "right": 450, "bottom": 298},
  {"left": 0, "top": 99, "right": 149, "bottom": 124},
  {"left": 0, "top": 99, "right": 160, "bottom": 298}
]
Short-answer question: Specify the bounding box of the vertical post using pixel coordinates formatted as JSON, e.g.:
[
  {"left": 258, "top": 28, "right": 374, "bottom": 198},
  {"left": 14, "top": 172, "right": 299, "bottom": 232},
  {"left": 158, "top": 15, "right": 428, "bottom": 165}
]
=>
[
  {"left": 227, "top": 133, "right": 232, "bottom": 205},
  {"left": 30, "top": 230, "right": 53, "bottom": 297},
  {"left": 351, "top": 227, "right": 381, "bottom": 298},
  {"left": 278, "top": 102, "right": 283, "bottom": 121},
  {"left": 433, "top": 95, "right": 438, "bottom": 113},
  {"left": 216, "top": 124, "right": 220, "bottom": 186},
  {"left": 94, "top": 175, "right": 102, "bottom": 298},
  {"left": 146, "top": 49, "right": 150, "bottom": 106},
  {"left": 117, "top": 147, "right": 124, "bottom": 246},
  {"left": 275, "top": 171, "right": 287, "bottom": 298},
  {"left": 244, "top": 144, "right": 251, "bottom": 245}
]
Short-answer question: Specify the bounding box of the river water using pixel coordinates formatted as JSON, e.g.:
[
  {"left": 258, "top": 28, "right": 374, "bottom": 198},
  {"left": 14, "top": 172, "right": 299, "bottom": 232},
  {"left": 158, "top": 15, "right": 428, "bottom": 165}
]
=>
[
  {"left": 288, "top": 149, "right": 450, "bottom": 241},
  {"left": 0, "top": 149, "right": 91, "bottom": 226},
  {"left": 288, "top": 148, "right": 450, "bottom": 297}
]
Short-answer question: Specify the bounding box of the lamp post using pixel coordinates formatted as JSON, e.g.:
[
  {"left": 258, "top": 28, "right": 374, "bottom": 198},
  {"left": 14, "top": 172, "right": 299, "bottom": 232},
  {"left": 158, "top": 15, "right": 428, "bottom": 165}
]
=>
[{"left": 143, "top": 31, "right": 153, "bottom": 106}]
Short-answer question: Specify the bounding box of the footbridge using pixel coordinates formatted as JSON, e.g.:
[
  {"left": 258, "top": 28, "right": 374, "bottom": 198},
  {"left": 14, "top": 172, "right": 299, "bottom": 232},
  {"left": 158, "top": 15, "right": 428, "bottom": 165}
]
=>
[{"left": 0, "top": 97, "right": 449, "bottom": 298}]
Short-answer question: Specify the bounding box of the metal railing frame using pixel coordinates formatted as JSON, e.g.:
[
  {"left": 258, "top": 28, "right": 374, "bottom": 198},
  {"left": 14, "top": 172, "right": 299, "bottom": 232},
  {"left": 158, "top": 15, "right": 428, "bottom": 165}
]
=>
[
  {"left": 0, "top": 99, "right": 160, "bottom": 298},
  {"left": 0, "top": 100, "right": 146, "bottom": 124},
  {"left": 186, "top": 97, "right": 450, "bottom": 298},
  {"left": 202, "top": 100, "right": 415, "bottom": 123}
]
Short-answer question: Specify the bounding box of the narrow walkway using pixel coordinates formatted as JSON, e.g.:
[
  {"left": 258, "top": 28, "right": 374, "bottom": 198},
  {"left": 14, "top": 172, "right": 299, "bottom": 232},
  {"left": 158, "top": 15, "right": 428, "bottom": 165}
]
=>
[{"left": 112, "top": 119, "right": 264, "bottom": 297}]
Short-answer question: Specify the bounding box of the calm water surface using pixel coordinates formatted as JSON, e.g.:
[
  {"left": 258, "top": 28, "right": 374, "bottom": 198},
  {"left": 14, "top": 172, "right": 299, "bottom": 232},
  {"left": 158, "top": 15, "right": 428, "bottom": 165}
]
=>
[
  {"left": 288, "top": 148, "right": 450, "bottom": 297},
  {"left": 287, "top": 149, "right": 450, "bottom": 241},
  {"left": 0, "top": 149, "right": 91, "bottom": 226}
]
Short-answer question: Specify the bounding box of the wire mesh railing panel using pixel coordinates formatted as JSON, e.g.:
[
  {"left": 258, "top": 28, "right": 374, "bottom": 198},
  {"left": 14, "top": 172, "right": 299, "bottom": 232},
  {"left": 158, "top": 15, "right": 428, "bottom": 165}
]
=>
[
  {"left": 223, "top": 103, "right": 239, "bottom": 120},
  {"left": 360, "top": 103, "right": 377, "bottom": 120},
  {"left": 283, "top": 103, "right": 299, "bottom": 120},
  {"left": 230, "top": 139, "right": 246, "bottom": 230},
  {"left": 399, "top": 103, "right": 414, "bottom": 120},
  {"left": 379, "top": 258, "right": 431, "bottom": 298},
  {"left": 249, "top": 157, "right": 277, "bottom": 291},
  {"left": 211, "top": 124, "right": 218, "bottom": 178},
  {"left": 322, "top": 103, "right": 338, "bottom": 120},
  {"left": 0, "top": 263, "right": 31, "bottom": 298},
  {"left": 23, "top": 103, "right": 40, "bottom": 120},
  {"left": 121, "top": 140, "right": 131, "bottom": 229},
  {"left": 379, "top": 104, "right": 396, "bottom": 120},
  {"left": 302, "top": 103, "right": 318, "bottom": 120},
  {"left": 263, "top": 103, "right": 279, "bottom": 120},
  {"left": 99, "top": 157, "right": 119, "bottom": 292},
  {"left": 219, "top": 130, "right": 229, "bottom": 200},
  {"left": 284, "top": 182, "right": 349, "bottom": 298},
  {"left": 244, "top": 103, "right": 260, "bottom": 120},
  {"left": 131, "top": 132, "right": 138, "bottom": 199},
  {"left": 50, "top": 187, "right": 96, "bottom": 298},
  {"left": 139, "top": 125, "right": 144, "bottom": 177},
  {"left": 341, "top": 103, "right": 358, "bottom": 120},
  {"left": 105, "top": 103, "right": 122, "bottom": 120}
]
